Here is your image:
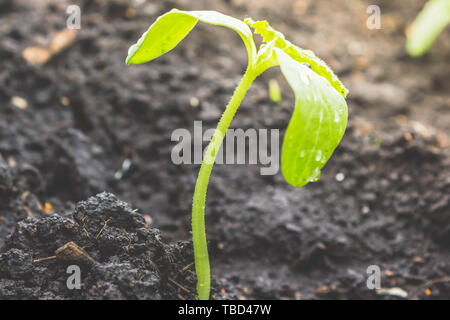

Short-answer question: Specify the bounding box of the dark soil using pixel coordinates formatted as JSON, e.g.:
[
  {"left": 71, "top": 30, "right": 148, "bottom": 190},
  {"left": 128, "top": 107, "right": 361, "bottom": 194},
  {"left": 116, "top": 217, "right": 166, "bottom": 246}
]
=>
[
  {"left": 0, "top": 0, "right": 449, "bottom": 299},
  {"left": 0, "top": 192, "right": 234, "bottom": 299}
]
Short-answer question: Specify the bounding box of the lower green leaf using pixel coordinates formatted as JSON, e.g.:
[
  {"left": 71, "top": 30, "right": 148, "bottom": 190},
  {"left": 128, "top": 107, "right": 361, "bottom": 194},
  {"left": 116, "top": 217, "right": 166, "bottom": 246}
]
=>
[{"left": 277, "top": 49, "right": 348, "bottom": 187}]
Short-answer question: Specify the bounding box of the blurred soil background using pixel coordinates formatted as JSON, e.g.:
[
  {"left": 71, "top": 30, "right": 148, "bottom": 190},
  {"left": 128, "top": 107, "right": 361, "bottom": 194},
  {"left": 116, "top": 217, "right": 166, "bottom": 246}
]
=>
[{"left": 0, "top": 0, "right": 448, "bottom": 299}]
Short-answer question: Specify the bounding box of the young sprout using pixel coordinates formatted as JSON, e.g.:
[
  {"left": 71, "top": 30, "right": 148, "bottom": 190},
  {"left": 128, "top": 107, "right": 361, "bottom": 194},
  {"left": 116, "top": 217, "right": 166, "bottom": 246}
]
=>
[
  {"left": 406, "top": 0, "right": 450, "bottom": 57},
  {"left": 126, "top": 9, "right": 348, "bottom": 300},
  {"left": 268, "top": 79, "right": 282, "bottom": 104}
]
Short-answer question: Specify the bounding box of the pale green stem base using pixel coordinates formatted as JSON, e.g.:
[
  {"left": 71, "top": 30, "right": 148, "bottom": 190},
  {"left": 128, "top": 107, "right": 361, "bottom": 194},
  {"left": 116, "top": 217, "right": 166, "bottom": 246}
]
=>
[{"left": 192, "top": 69, "right": 256, "bottom": 300}]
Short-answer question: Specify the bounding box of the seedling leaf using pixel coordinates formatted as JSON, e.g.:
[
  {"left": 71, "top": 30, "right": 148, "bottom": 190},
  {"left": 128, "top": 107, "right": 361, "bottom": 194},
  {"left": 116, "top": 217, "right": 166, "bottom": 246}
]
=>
[
  {"left": 406, "top": 0, "right": 450, "bottom": 57},
  {"left": 245, "top": 19, "right": 348, "bottom": 98},
  {"left": 126, "top": 9, "right": 256, "bottom": 66},
  {"left": 276, "top": 49, "right": 348, "bottom": 187}
]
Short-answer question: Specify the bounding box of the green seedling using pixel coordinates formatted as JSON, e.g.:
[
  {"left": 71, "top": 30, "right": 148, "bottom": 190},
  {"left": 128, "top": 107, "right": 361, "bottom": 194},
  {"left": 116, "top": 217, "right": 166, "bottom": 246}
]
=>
[
  {"left": 406, "top": 0, "right": 450, "bottom": 57},
  {"left": 268, "top": 79, "right": 282, "bottom": 104},
  {"left": 126, "top": 9, "right": 348, "bottom": 300}
]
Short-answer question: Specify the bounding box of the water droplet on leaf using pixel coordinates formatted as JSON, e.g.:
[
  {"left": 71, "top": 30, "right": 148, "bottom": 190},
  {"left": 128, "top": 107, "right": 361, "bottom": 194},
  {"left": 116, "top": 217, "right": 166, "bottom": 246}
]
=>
[
  {"left": 334, "top": 110, "right": 341, "bottom": 122},
  {"left": 315, "top": 150, "right": 322, "bottom": 162},
  {"left": 309, "top": 167, "right": 321, "bottom": 182},
  {"left": 300, "top": 72, "right": 310, "bottom": 85}
]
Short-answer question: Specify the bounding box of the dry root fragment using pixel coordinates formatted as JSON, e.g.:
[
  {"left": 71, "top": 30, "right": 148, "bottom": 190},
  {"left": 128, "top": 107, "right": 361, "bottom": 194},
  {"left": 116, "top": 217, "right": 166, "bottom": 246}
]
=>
[
  {"left": 22, "top": 46, "right": 52, "bottom": 65},
  {"left": 11, "top": 96, "right": 28, "bottom": 109},
  {"left": 33, "top": 241, "right": 96, "bottom": 266},
  {"left": 50, "top": 29, "right": 77, "bottom": 54},
  {"left": 22, "top": 29, "right": 77, "bottom": 66},
  {"left": 55, "top": 241, "right": 96, "bottom": 265}
]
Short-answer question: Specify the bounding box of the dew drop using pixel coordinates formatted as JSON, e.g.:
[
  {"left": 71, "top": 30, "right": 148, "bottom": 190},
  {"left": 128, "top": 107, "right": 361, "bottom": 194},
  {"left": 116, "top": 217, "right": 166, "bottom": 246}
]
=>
[
  {"left": 320, "top": 156, "right": 327, "bottom": 164},
  {"left": 300, "top": 150, "right": 306, "bottom": 158},
  {"left": 335, "top": 172, "right": 345, "bottom": 182},
  {"left": 309, "top": 167, "right": 321, "bottom": 182},
  {"left": 361, "top": 205, "right": 370, "bottom": 214},
  {"left": 315, "top": 150, "right": 322, "bottom": 162},
  {"left": 300, "top": 72, "right": 310, "bottom": 85},
  {"left": 190, "top": 97, "right": 199, "bottom": 108},
  {"left": 334, "top": 110, "right": 341, "bottom": 122}
]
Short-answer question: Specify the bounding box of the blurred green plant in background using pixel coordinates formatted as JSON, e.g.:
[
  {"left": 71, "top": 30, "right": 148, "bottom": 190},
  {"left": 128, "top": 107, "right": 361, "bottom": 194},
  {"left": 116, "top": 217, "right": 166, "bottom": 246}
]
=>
[{"left": 406, "top": 0, "right": 450, "bottom": 57}]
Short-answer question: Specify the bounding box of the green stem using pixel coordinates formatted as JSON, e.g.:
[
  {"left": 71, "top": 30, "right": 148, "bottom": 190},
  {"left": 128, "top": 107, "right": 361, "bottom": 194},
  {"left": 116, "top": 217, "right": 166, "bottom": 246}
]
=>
[{"left": 192, "top": 68, "right": 256, "bottom": 300}]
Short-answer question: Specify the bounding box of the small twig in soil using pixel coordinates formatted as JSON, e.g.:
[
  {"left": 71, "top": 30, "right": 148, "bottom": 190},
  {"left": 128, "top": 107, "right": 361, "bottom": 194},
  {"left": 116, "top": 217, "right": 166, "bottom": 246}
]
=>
[
  {"left": 424, "top": 276, "right": 450, "bottom": 287},
  {"left": 177, "top": 294, "right": 186, "bottom": 300},
  {"left": 33, "top": 255, "right": 57, "bottom": 263},
  {"left": 81, "top": 216, "right": 91, "bottom": 239},
  {"left": 168, "top": 278, "right": 191, "bottom": 294},
  {"left": 182, "top": 262, "right": 194, "bottom": 273},
  {"left": 119, "top": 228, "right": 133, "bottom": 252},
  {"left": 95, "top": 218, "right": 111, "bottom": 239},
  {"left": 167, "top": 283, "right": 189, "bottom": 300},
  {"left": 17, "top": 205, "right": 35, "bottom": 218}
]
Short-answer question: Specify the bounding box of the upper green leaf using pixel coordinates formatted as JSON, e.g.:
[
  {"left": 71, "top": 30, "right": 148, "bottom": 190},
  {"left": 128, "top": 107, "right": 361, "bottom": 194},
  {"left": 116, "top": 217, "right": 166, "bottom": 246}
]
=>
[
  {"left": 276, "top": 49, "right": 348, "bottom": 187},
  {"left": 406, "top": 0, "right": 450, "bottom": 57},
  {"left": 245, "top": 19, "right": 348, "bottom": 98},
  {"left": 126, "top": 9, "right": 256, "bottom": 66}
]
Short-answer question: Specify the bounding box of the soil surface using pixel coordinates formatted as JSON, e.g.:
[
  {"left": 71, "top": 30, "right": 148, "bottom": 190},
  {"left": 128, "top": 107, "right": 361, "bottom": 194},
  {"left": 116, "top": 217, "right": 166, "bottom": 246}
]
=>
[{"left": 0, "top": 0, "right": 449, "bottom": 299}]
